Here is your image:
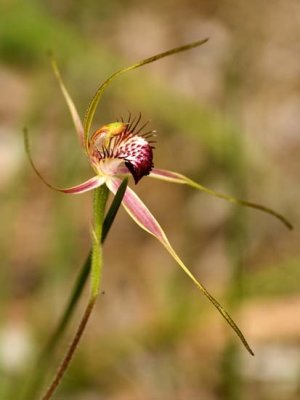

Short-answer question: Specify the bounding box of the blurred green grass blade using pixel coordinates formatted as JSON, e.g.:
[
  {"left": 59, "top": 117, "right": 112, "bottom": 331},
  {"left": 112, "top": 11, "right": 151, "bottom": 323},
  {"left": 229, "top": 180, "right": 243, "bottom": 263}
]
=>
[{"left": 43, "top": 253, "right": 91, "bottom": 357}]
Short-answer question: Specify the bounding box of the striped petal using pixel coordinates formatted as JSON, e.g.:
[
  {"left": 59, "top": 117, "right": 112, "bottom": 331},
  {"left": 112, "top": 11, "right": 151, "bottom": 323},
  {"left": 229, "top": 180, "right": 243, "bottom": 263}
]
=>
[
  {"left": 34, "top": 168, "right": 104, "bottom": 194},
  {"left": 55, "top": 176, "right": 106, "bottom": 194},
  {"left": 107, "top": 177, "right": 254, "bottom": 355},
  {"left": 50, "top": 54, "right": 85, "bottom": 148},
  {"left": 150, "top": 168, "right": 292, "bottom": 230}
]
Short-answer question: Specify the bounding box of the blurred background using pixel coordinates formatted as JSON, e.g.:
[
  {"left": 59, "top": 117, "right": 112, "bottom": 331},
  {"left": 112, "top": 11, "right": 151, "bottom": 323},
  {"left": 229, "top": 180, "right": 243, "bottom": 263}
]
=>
[{"left": 0, "top": 0, "right": 299, "bottom": 399}]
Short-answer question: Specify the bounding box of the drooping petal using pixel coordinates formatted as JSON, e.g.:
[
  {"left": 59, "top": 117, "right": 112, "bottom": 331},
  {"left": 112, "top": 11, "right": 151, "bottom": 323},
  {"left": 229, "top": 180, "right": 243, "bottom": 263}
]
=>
[
  {"left": 49, "top": 54, "right": 85, "bottom": 148},
  {"left": 107, "top": 177, "right": 254, "bottom": 355},
  {"left": 37, "top": 169, "right": 104, "bottom": 194},
  {"left": 107, "top": 177, "right": 165, "bottom": 241},
  {"left": 23, "top": 127, "right": 105, "bottom": 194},
  {"left": 150, "top": 168, "right": 293, "bottom": 230},
  {"left": 83, "top": 38, "right": 208, "bottom": 147},
  {"left": 56, "top": 176, "right": 106, "bottom": 194}
]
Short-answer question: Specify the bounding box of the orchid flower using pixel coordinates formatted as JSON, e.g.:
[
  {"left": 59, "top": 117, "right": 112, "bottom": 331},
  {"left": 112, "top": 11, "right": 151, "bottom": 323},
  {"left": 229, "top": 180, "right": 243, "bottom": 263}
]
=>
[{"left": 24, "top": 40, "right": 292, "bottom": 357}]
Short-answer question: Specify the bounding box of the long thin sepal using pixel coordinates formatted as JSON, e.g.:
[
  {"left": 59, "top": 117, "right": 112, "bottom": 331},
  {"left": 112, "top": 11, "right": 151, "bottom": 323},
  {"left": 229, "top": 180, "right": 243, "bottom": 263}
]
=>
[
  {"left": 107, "top": 177, "right": 254, "bottom": 355},
  {"left": 49, "top": 53, "right": 85, "bottom": 148},
  {"left": 23, "top": 127, "right": 105, "bottom": 193},
  {"left": 83, "top": 38, "right": 209, "bottom": 147},
  {"left": 150, "top": 168, "right": 293, "bottom": 230}
]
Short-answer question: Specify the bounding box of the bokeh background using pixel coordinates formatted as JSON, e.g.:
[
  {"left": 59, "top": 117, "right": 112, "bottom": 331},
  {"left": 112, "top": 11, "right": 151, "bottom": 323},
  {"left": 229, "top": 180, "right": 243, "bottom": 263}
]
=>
[{"left": 0, "top": 1, "right": 299, "bottom": 399}]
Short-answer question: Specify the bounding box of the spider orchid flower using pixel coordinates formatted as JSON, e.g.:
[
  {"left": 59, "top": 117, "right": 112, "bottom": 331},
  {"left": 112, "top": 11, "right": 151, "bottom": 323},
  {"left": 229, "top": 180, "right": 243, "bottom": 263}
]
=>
[{"left": 25, "top": 40, "right": 292, "bottom": 356}]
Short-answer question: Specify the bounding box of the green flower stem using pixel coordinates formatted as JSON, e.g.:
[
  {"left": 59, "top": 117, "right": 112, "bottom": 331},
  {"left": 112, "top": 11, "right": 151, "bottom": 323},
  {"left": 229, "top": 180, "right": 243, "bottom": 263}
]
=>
[
  {"left": 41, "top": 185, "right": 109, "bottom": 400},
  {"left": 41, "top": 297, "right": 96, "bottom": 400},
  {"left": 42, "top": 177, "right": 128, "bottom": 358},
  {"left": 90, "top": 185, "right": 109, "bottom": 298},
  {"left": 18, "top": 179, "right": 128, "bottom": 400}
]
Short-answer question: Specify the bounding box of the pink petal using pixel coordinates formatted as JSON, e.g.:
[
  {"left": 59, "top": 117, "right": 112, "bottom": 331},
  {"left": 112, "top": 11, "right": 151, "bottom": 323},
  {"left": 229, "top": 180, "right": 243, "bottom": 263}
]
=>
[
  {"left": 107, "top": 177, "right": 254, "bottom": 355},
  {"left": 56, "top": 176, "right": 106, "bottom": 194},
  {"left": 107, "top": 177, "right": 165, "bottom": 242},
  {"left": 39, "top": 173, "right": 105, "bottom": 194}
]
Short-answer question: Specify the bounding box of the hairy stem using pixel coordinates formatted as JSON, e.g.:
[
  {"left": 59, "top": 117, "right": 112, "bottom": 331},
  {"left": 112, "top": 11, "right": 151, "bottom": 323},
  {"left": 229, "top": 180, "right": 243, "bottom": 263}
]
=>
[
  {"left": 41, "top": 178, "right": 127, "bottom": 359},
  {"left": 40, "top": 185, "right": 109, "bottom": 399},
  {"left": 18, "top": 180, "right": 128, "bottom": 400},
  {"left": 41, "top": 297, "right": 96, "bottom": 400}
]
